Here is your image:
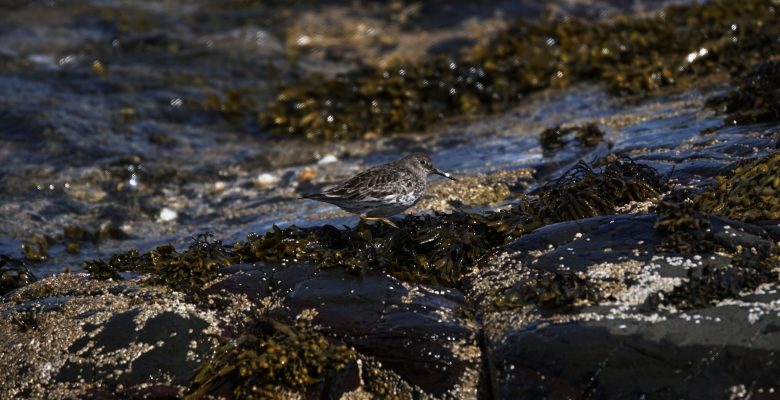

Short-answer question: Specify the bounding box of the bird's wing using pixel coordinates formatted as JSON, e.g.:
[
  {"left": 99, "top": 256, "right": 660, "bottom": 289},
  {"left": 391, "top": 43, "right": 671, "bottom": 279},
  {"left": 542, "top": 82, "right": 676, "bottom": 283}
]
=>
[{"left": 316, "top": 165, "right": 407, "bottom": 201}]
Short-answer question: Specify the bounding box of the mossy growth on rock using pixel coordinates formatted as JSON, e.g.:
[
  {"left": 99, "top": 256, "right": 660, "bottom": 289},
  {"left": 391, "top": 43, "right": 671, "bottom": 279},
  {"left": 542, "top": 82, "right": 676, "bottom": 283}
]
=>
[
  {"left": 708, "top": 61, "right": 780, "bottom": 125},
  {"left": 539, "top": 123, "right": 605, "bottom": 151},
  {"left": 261, "top": 0, "right": 780, "bottom": 139},
  {"left": 187, "top": 317, "right": 354, "bottom": 400},
  {"left": 696, "top": 152, "right": 780, "bottom": 222}
]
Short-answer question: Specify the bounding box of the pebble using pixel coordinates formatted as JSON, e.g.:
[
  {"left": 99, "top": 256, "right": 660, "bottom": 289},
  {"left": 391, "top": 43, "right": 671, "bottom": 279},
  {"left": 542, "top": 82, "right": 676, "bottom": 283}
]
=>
[
  {"left": 256, "top": 172, "right": 280, "bottom": 188},
  {"left": 157, "top": 207, "right": 178, "bottom": 222},
  {"left": 317, "top": 154, "right": 338, "bottom": 165}
]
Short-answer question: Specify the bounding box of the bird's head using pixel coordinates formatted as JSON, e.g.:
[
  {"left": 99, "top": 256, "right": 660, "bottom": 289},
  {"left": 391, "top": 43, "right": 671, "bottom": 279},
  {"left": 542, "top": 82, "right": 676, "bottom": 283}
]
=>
[{"left": 403, "top": 153, "right": 456, "bottom": 181}]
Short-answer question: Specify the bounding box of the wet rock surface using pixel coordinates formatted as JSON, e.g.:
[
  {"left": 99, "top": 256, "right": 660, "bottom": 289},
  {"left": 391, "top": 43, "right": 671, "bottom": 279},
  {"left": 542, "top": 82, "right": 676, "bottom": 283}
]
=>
[{"left": 267, "top": 266, "right": 480, "bottom": 397}]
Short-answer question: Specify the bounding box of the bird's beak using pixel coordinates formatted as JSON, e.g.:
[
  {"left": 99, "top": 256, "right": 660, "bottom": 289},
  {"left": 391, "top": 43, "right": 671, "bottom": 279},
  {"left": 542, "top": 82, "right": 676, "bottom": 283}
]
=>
[{"left": 432, "top": 167, "right": 456, "bottom": 181}]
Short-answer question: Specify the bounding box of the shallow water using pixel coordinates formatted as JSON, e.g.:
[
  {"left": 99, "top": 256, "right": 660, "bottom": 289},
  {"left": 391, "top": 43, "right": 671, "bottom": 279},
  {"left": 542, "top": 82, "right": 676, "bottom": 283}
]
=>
[{"left": 0, "top": 0, "right": 769, "bottom": 277}]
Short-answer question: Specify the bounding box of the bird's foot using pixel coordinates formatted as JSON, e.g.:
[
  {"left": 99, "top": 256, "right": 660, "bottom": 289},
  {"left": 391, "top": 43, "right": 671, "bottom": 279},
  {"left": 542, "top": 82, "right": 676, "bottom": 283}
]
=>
[{"left": 360, "top": 215, "right": 399, "bottom": 229}]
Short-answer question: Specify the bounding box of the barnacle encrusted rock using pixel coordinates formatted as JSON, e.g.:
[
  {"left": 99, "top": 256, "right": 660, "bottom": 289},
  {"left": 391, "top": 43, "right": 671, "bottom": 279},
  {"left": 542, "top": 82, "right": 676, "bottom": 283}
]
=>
[
  {"left": 466, "top": 213, "right": 780, "bottom": 398},
  {"left": 0, "top": 275, "right": 221, "bottom": 398}
]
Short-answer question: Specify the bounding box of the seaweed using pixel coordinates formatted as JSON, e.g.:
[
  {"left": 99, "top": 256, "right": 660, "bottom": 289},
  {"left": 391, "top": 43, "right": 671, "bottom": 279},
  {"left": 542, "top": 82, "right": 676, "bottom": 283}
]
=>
[
  {"left": 653, "top": 169, "right": 780, "bottom": 309},
  {"left": 536, "top": 157, "right": 664, "bottom": 224},
  {"left": 707, "top": 61, "right": 780, "bottom": 125},
  {"left": 187, "top": 317, "right": 354, "bottom": 400},
  {"left": 21, "top": 234, "right": 53, "bottom": 262},
  {"left": 654, "top": 195, "right": 715, "bottom": 254},
  {"left": 261, "top": 0, "right": 780, "bottom": 139},
  {"left": 233, "top": 212, "right": 502, "bottom": 287},
  {"left": 84, "top": 157, "right": 666, "bottom": 291},
  {"left": 695, "top": 153, "right": 780, "bottom": 222},
  {"left": 204, "top": 89, "right": 257, "bottom": 118},
  {"left": 21, "top": 224, "right": 127, "bottom": 261},
  {"left": 0, "top": 256, "right": 37, "bottom": 295},
  {"left": 84, "top": 234, "right": 232, "bottom": 302},
  {"left": 539, "top": 123, "right": 605, "bottom": 151},
  {"left": 496, "top": 269, "right": 602, "bottom": 311},
  {"left": 660, "top": 247, "right": 779, "bottom": 310}
]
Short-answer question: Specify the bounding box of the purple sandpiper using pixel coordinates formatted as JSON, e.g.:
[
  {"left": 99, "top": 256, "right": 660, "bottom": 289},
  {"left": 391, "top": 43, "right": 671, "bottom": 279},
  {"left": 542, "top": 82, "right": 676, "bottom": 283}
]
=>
[{"left": 303, "top": 153, "right": 455, "bottom": 227}]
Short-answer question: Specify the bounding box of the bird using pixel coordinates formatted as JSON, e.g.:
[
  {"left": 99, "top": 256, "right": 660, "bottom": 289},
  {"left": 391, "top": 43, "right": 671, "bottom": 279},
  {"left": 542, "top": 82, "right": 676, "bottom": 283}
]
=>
[{"left": 302, "top": 153, "right": 456, "bottom": 228}]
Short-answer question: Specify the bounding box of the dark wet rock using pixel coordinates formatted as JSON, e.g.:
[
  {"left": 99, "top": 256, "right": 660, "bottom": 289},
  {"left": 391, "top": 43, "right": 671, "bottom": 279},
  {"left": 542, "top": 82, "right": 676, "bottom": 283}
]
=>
[
  {"left": 268, "top": 266, "right": 480, "bottom": 398},
  {"left": 465, "top": 213, "right": 780, "bottom": 398},
  {"left": 207, "top": 261, "right": 481, "bottom": 397},
  {"left": 203, "top": 263, "right": 272, "bottom": 302},
  {"left": 491, "top": 306, "right": 780, "bottom": 399}
]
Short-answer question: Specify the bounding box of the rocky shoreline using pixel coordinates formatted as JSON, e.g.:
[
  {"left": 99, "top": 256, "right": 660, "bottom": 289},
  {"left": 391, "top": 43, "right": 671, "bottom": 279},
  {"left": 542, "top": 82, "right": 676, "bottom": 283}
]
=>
[
  {"left": 2, "top": 149, "right": 779, "bottom": 398},
  {"left": 1, "top": 0, "right": 780, "bottom": 398}
]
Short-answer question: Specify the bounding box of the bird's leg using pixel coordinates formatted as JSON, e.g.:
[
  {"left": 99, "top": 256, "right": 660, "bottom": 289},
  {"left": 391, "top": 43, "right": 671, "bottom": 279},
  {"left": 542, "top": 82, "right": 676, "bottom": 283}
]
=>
[{"left": 360, "top": 215, "right": 399, "bottom": 229}]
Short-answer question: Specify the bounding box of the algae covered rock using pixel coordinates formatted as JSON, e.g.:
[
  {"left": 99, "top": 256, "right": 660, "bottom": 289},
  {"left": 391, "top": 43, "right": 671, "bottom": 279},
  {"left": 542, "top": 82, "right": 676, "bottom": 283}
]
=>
[
  {"left": 465, "top": 213, "right": 780, "bottom": 398},
  {"left": 200, "top": 261, "right": 481, "bottom": 398},
  {"left": 262, "top": 0, "right": 780, "bottom": 139},
  {"left": 267, "top": 265, "right": 481, "bottom": 398}
]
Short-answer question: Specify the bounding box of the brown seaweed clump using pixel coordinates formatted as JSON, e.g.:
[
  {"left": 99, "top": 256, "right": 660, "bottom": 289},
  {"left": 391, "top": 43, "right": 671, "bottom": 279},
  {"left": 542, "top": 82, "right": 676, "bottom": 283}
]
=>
[
  {"left": 695, "top": 152, "right": 780, "bottom": 222},
  {"left": 496, "top": 269, "right": 602, "bottom": 311},
  {"left": 654, "top": 194, "right": 714, "bottom": 254},
  {"left": 535, "top": 157, "right": 665, "bottom": 224},
  {"left": 707, "top": 61, "right": 780, "bottom": 125},
  {"left": 84, "top": 234, "right": 232, "bottom": 302},
  {"left": 187, "top": 318, "right": 354, "bottom": 400},
  {"left": 232, "top": 213, "right": 503, "bottom": 287},
  {"left": 539, "top": 123, "right": 605, "bottom": 151},
  {"left": 21, "top": 224, "right": 127, "bottom": 262},
  {"left": 261, "top": 0, "right": 780, "bottom": 139},
  {"left": 21, "top": 234, "right": 53, "bottom": 263},
  {"left": 663, "top": 248, "right": 779, "bottom": 310},
  {"left": 0, "top": 256, "right": 37, "bottom": 296}
]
